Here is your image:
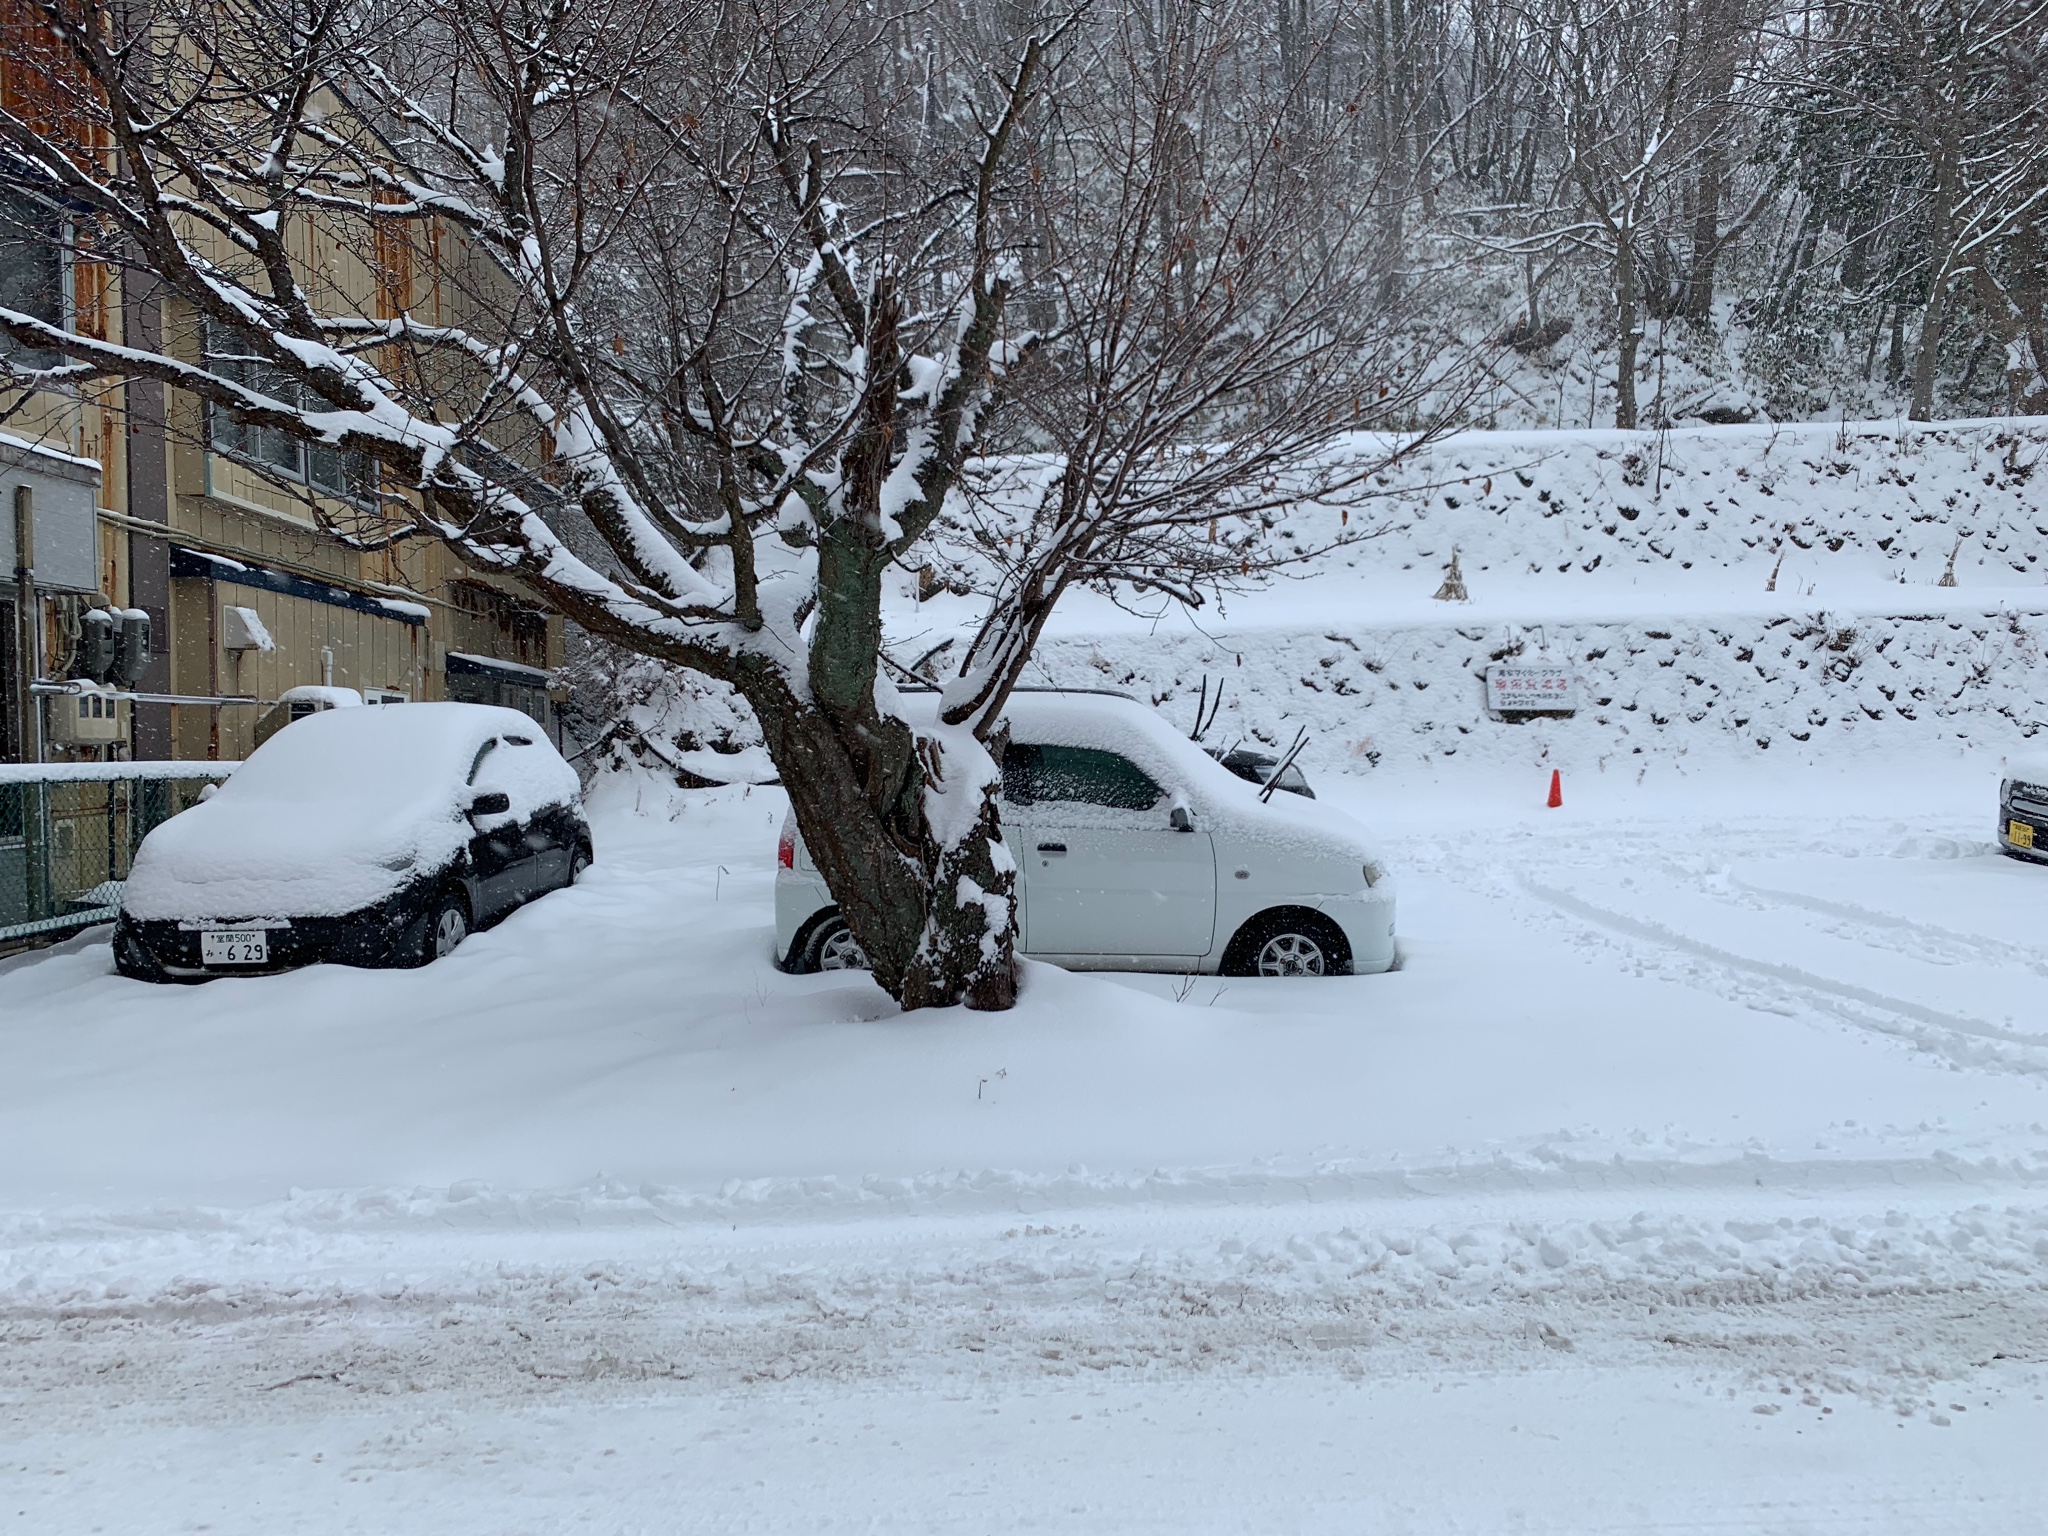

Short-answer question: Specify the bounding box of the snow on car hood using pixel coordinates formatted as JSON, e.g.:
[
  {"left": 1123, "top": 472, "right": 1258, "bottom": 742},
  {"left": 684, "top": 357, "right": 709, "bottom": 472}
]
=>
[
  {"left": 123, "top": 703, "right": 577, "bottom": 920},
  {"left": 2006, "top": 752, "right": 2048, "bottom": 789}
]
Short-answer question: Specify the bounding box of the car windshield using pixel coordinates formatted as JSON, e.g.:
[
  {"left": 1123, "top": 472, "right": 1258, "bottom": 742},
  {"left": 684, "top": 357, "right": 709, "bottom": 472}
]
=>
[{"left": 1216, "top": 749, "right": 1311, "bottom": 797}]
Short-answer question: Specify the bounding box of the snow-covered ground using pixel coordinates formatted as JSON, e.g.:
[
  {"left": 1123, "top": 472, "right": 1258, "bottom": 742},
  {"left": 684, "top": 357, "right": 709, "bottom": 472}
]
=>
[{"left": 5, "top": 749, "right": 2047, "bottom": 1532}]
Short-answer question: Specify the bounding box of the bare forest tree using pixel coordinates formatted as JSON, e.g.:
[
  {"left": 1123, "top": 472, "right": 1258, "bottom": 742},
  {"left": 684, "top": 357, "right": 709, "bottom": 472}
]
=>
[
  {"left": 1520, "top": 0, "right": 1773, "bottom": 427},
  {"left": 1106, "top": 0, "right": 2048, "bottom": 426},
  {"left": 1792, "top": 0, "right": 2048, "bottom": 417},
  {"left": 0, "top": 0, "right": 1452, "bottom": 1010}
]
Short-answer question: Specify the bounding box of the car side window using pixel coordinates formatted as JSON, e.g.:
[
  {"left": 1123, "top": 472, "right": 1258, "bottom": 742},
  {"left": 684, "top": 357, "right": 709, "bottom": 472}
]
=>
[
  {"left": 1006, "top": 744, "right": 1162, "bottom": 811},
  {"left": 1001, "top": 743, "right": 1037, "bottom": 805},
  {"left": 470, "top": 734, "right": 556, "bottom": 822}
]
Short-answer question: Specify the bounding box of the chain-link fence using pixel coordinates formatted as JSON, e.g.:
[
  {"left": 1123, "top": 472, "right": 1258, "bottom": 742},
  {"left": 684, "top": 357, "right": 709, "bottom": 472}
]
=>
[{"left": 0, "top": 765, "right": 234, "bottom": 950}]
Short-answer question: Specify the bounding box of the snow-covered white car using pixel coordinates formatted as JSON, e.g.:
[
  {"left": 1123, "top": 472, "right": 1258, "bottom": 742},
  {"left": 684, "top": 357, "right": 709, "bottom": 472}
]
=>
[
  {"left": 114, "top": 703, "right": 591, "bottom": 981},
  {"left": 777, "top": 691, "right": 1394, "bottom": 977},
  {"left": 1999, "top": 754, "right": 2048, "bottom": 864}
]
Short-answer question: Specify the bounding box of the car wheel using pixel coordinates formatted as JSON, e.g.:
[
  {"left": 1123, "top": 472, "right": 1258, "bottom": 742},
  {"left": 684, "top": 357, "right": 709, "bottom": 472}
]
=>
[
  {"left": 801, "top": 914, "right": 869, "bottom": 973},
  {"left": 1222, "top": 910, "right": 1351, "bottom": 978},
  {"left": 114, "top": 929, "right": 172, "bottom": 983},
  {"left": 569, "top": 848, "right": 592, "bottom": 885},
  {"left": 425, "top": 892, "right": 470, "bottom": 964}
]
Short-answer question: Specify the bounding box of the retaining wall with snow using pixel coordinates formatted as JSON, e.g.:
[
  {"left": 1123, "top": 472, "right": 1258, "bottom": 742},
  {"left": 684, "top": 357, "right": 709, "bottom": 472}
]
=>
[
  {"left": 1008, "top": 419, "right": 2048, "bottom": 777},
  {"left": 1031, "top": 604, "right": 2048, "bottom": 779}
]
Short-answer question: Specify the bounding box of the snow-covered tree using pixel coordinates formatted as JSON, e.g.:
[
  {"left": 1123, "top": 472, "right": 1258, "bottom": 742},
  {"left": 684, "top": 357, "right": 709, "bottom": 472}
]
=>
[{"left": 0, "top": 0, "right": 1449, "bottom": 1009}]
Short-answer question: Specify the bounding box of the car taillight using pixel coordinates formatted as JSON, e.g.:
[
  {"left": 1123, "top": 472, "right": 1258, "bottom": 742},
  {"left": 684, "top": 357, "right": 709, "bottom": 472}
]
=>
[{"left": 777, "top": 826, "right": 795, "bottom": 869}]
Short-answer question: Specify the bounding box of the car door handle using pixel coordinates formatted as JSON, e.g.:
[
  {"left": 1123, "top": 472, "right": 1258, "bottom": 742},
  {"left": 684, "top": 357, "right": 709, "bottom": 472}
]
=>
[{"left": 1036, "top": 842, "right": 1067, "bottom": 854}]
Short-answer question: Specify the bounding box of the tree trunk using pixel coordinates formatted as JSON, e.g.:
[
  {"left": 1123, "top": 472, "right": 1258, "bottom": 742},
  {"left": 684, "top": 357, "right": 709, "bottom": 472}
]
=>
[
  {"left": 1682, "top": 142, "right": 1725, "bottom": 324},
  {"left": 1614, "top": 235, "right": 1641, "bottom": 430},
  {"left": 750, "top": 660, "right": 1018, "bottom": 1011},
  {"left": 1909, "top": 270, "right": 1950, "bottom": 422},
  {"left": 1972, "top": 215, "right": 2048, "bottom": 416},
  {"left": 896, "top": 726, "right": 1018, "bottom": 1012}
]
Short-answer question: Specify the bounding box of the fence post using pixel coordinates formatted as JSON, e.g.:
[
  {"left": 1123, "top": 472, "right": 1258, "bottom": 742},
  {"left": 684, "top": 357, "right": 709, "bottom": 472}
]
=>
[
  {"left": 23, "top": 781, "right": 49, "bottom": 922},
  {"left": 12, "top": 486, "right": 42, "bottom": 766}
]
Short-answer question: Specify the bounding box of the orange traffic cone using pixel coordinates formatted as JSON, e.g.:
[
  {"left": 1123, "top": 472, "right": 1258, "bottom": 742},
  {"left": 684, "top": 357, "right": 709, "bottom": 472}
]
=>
[{"left": 1546, "top": 769, "right": 1563, "bottom": 809}]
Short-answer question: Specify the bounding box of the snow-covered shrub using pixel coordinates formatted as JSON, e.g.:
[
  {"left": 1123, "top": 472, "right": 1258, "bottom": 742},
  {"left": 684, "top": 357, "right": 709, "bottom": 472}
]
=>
[{"left": 561, "top": 638, "right": 772, "bottom": 790}]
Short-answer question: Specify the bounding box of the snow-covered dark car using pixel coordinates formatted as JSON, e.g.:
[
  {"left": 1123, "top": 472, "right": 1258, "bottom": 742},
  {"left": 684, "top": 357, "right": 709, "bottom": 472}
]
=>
[
  {"left": 114, "top": 703, "right": 591, "bottom": 981},
  {"left": 1999, "top": 753, "right": 2048, "bottom": 864}
]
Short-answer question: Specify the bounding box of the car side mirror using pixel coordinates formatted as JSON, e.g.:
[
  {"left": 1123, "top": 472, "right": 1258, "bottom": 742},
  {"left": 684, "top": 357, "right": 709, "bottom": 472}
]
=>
[
  {"left": 469, "top": 791, "right": 511, "bottom": 817},
  {"left": 1168, "top": 803, "right": 1194, "bottom": 833}
]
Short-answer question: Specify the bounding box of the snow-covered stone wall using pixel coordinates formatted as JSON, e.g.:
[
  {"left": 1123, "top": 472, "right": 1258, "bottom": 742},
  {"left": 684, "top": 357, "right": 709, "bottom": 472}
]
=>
[
  {"left": 1031, "top": 605, "right": 2048, "bottom": 780},
  {"left": 1271, "top": 417, "right": 2047, "bottom": 591},
  {"left": 1004, "top": 418, "right": 2048, "bottom": 778},
  {"left": 596, "top": 418, "right": 2048, "bottom": 786}
]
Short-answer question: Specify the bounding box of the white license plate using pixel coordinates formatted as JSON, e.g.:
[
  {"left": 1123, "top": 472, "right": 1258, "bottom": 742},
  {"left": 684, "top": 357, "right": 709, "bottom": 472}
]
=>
[{"left": 201, "top": 929, "right": 269, "bottom": 966}]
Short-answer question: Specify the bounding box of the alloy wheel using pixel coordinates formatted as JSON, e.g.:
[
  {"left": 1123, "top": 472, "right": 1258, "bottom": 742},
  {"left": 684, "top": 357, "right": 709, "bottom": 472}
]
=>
[
  {"left": 816, "top": 925, "right": 868, "bottom": 971},
  {"left": 434, "top": 905, "right": 468, "bottom": 959},
  {"left": 1255, "top": 931, "right": 1326, "bottom": 977}
]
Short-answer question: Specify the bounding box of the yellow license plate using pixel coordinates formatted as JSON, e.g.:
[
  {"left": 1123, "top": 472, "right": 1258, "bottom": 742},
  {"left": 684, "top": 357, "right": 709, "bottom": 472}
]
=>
[{"left": 2012, "top": 820, "right": 2036, "bottom": 849}]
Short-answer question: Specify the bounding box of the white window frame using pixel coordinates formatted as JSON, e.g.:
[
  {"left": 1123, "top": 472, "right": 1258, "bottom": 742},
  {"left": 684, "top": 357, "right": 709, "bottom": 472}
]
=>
[{"left": 202, "top": 322, "right": 378, "bottom": 506}]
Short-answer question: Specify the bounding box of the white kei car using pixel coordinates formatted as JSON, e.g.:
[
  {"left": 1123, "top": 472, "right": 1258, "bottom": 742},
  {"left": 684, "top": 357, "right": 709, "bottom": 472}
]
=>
[{"left": 776, "top": 690, "right": 1395, "bottom": 978}]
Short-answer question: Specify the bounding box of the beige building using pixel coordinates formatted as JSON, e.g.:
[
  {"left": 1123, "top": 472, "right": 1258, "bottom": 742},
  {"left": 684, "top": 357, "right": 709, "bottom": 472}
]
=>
[{"left": 1, "top": 9, "right": 562, "bottom": 769}]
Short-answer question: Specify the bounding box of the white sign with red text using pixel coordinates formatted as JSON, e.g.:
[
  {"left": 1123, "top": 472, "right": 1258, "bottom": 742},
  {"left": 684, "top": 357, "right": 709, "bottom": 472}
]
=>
[{"left": 1486, "top": 664, "right": 1578, "bottom": 714}]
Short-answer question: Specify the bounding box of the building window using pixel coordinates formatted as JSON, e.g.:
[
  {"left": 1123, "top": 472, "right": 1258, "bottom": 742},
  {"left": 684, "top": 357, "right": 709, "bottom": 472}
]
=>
[
  {"left": 204, "top": 323, "right": 377, "bottom": 503},
  {"left": 448, "top": 580, "right": 550, "bottom": 670},
  {"left": 446, "top": 652, "right": 554, "bottom": 740},
  {"left": 0, "top": 188, "right": 65, "bottom": 369}
]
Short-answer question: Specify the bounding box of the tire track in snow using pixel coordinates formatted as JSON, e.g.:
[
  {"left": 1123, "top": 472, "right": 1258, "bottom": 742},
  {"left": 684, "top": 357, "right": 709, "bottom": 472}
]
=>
[
  {"left": 5, "top": 1200, "right": 2046, "bottom": 1434},
  {"left": 1519, "top": 875, "right": 2048, "bottom": 1078},
  {"left": 1726, "top": 875, "right": 2048, "bottom": 982}
]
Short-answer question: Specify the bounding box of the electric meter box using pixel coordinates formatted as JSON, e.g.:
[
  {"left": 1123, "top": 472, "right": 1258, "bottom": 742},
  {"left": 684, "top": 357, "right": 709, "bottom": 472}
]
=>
[
  {"left": 47, "top": 684, "right": 127, "bottom": 745},
  {"left": 1, "top": 435, "right": 103, "bottom": 594}
]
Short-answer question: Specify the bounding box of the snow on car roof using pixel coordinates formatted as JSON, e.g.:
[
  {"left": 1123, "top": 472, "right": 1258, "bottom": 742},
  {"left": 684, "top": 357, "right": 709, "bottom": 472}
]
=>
[
  {"left": 223, "top": 701, "right": 537, "bottom": 806},
  {"left": 1003, "top": 690, "right": 1233, "bottom": 777},
  {"left": 2008, "top": 752, "right": 2048, "bottom": 787}
]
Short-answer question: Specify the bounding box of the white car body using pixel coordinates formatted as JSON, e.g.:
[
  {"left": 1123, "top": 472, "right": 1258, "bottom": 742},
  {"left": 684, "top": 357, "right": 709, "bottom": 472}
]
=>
[{"left": 775, "top": 691, "right": 1396, "bottom": 976}]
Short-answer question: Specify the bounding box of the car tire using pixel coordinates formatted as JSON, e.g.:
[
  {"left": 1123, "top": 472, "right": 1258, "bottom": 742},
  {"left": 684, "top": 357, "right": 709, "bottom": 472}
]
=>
[
  {"left": 423, "top": 890, "right": 470, "bottom": 965},
  {"left": 569, "top": 847, "right": 593, "bottom": 885},
  {"left": 1221, "top": 909, "right": 1351, "bottom": 978},
  {"left": 113, "top": 928, "right": 172, "bottom": 984},
  {"left": 799, "top": 913, "right": 869, "bottom": 973}
]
